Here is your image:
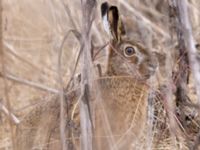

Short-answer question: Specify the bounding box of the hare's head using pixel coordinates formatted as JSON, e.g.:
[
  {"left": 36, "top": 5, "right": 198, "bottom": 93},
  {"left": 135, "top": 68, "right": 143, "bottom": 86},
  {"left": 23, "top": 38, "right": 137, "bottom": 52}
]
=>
[{"left": 101, "top": 2, "right": 159, "bottom": 79}]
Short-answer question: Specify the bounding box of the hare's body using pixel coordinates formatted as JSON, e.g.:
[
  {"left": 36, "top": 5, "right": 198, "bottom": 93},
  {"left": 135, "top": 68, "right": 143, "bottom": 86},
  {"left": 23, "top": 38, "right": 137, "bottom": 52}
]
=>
[
  {"left": 94, "top": 77, "right": 148, "bottom": 150},
  {"left": 16, "top": 77, "right": 148, "bottom": 150},
  {"left": 16, "top": 2, "right": 162, "bottom": 150}
]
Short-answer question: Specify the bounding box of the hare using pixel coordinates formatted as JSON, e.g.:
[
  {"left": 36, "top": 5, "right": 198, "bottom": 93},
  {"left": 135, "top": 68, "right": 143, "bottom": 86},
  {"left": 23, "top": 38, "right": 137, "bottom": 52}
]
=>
[
  {"left": 93, "top": 2, "right": 160, "bottom": 149},
  {"left": 16, "top": 2, "right": 162, "bottom": 150}
]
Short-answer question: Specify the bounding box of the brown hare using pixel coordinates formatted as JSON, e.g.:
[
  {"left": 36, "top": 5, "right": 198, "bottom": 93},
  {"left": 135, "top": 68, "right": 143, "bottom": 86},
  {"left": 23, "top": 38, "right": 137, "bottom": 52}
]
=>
[
  {"left": 93, "top": 2, "right": 159, "bottom": 149},
  {"left": 16, "top": 2, "right": 162, "bottom": 150}
]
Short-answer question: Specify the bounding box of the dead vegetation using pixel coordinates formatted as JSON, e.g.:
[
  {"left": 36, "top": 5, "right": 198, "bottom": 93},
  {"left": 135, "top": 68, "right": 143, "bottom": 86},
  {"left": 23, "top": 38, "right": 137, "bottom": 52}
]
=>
[{"left": 1, "top": 0, "right": 200, "bottom": 149}]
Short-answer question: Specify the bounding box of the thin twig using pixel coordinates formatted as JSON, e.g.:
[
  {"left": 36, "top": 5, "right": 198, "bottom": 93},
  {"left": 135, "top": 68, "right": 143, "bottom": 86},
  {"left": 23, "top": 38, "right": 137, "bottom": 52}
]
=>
[
  {"left": 92, "top": 42, "right": 109, "bottom": 61},
  {"left": 62, "top": 0, "right": 78, "bottom": 30},
  {"left": 57, "top": 29, "right": 67, "bottom": 150},
  {"left": 0, "top": 102, "right": 20, "bottom": 124},
  {"left": 64, "top": 30, "right": 82, "bottom": 90},
  {"left": 55, "top": 28, "right": 80, "bottom": 150},
  {"left": 56, "top": 27, "right": 81, "bottom": 150},
  {"left": 0, "top": 72, "right": 59, "bottom": 94}
]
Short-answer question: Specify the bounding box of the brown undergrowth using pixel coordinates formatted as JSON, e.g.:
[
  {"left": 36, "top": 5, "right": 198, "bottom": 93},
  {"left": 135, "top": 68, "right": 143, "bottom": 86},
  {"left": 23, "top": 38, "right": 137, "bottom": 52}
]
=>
[{"left": 1, "top": 0, "right": 200, "bottom": 149}]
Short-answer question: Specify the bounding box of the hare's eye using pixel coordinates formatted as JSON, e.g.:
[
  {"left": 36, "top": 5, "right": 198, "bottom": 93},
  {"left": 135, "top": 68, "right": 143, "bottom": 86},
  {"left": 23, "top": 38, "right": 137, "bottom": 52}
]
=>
[{"left": 124, "top": 46, "right": 135, "bottom": 57}]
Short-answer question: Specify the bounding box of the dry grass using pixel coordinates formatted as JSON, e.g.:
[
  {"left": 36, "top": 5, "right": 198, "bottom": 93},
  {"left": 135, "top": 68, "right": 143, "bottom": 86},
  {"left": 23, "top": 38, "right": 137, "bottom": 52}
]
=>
[{"left": 1, "top": 0, "right": 200, "bottom": 149}]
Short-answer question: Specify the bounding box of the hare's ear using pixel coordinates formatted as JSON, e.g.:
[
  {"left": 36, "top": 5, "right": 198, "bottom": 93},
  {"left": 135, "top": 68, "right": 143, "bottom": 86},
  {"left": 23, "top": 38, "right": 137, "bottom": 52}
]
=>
[
  {"left": 101, "top": 2, "right": 125, "bottom": 41},
  {"left": 101, "top": 2, "right": 110, "bottom": 34}
]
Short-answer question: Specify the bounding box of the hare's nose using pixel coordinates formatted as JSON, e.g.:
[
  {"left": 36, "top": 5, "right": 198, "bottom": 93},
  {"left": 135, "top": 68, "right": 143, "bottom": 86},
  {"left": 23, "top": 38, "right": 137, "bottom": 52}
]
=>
[
  {"left": 148, "top": 63, "right": 157, "bottom": 72},
  {"left": 148, "top": 63, "right": 157, "bottom": 75}
]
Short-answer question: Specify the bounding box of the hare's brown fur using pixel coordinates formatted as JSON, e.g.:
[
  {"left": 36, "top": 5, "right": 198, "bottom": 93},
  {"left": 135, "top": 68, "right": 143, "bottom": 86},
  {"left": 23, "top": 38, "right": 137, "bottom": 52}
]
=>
[
  {"left": 16, "top": 77, "right": 148, "bottom": 150},
  {"left": 16, "top": 2, "right": 162, "bottom": 150}
]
